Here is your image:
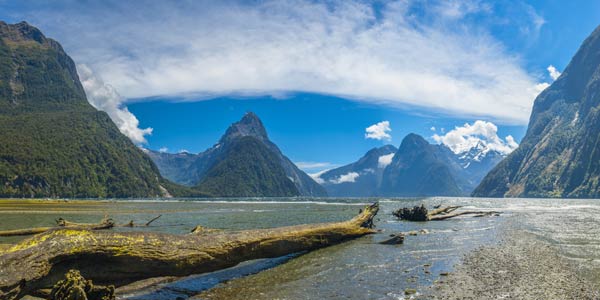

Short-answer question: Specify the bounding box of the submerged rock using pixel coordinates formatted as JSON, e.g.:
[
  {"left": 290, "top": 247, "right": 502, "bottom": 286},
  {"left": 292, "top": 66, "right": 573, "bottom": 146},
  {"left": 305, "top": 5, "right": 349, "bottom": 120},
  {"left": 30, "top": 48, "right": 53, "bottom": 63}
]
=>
[{"left": 379, "top": 233, "right": 405, "bottom": 245}]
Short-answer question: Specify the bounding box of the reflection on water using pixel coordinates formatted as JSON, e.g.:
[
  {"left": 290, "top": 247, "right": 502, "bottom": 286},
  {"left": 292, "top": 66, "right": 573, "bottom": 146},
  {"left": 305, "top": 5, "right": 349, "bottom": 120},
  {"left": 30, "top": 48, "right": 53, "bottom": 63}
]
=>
[{"left": 1, "top": 197, "right": 600, "bottom": 299}]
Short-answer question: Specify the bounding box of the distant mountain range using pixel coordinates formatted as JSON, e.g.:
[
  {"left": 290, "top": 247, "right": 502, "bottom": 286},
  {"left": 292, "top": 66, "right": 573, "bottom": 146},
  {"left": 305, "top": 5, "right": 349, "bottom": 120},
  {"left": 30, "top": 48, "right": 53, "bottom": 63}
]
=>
[
  {"left": 317, "top": 133, "right": 504, "bottom": 197},
  {"left": 147, "top": 113, "right": 327, "bottom": 197},
  {"left": 0, "top": 21, "right": 191, "bottom": 198},
  {"left": 474, "top": 24, "right": 600, "bottom": 198}
]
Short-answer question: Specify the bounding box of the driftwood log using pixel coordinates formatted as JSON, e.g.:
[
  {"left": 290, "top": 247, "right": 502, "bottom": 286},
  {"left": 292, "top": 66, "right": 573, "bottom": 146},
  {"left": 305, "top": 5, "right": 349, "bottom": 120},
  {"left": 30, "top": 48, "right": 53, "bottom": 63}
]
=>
[
  {"left": 0, "top": 215, "right": 163, "bottom": 237},
  {"left": 0, "top": 203, "right": 379, "bottom": 300},
  {"left": 0, "top": 217, "right": 115, "bottom": 237},
  {"left": 393, "top": 205, "right": 500, "bottom": 221}
]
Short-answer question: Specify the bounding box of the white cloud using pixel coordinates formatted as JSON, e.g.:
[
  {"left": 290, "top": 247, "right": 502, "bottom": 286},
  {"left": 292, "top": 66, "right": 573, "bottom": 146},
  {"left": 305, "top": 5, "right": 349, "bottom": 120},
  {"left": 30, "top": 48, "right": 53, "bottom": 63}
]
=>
[
  {"left": 535, "top": 82, "right": 550, "bottom": 93},
  {"left": 330, "top": 172, "right": 360, "bottom": 184},
  {"left": 77, "top": 64, "right": 152, "bottom": 144},
  {"left": 308, "top": 169, "right": 329, "bottom": 184},
  {"left": 432, "top": 120, "right": 518, "bottom": 155},
  {"left": 365, "top": 121, "right": 392, "bottom": 141},
  {"left": 159, "top": 147, "right": 168, "bottom": 153},
  {"left": 547, "top": 65, "right": 561, "bottom": 81},
  {"left": 378, "top": 153, "right": 395, "bottom": 168},
  {"left": 430, "top": 126, "right": 436, "bottom": 131},
  {"left": 534, "top": 65, "right": 561, "bottom": 94},
  {"left": 178, "top": 149, "right": 190, "bottom": 154},
  {"left": 24, "top": 0, "right": 548, "bottom": 124}
]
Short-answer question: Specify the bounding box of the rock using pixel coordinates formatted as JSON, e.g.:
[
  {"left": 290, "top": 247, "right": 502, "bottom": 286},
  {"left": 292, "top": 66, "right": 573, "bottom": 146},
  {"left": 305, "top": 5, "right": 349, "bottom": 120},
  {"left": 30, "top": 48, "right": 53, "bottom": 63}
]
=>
[
  {"left": 379, "top": 233, "right": 405, "bottom": 245},
  {"left": 405, "top": 288, "right": 417, "bottom": 295}
]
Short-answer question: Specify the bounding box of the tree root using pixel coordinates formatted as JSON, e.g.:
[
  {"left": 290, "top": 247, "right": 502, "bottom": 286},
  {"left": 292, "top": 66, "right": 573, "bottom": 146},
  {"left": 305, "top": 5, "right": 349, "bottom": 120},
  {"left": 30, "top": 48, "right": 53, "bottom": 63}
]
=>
[
  {"left": 393, "top": 205, "right": 500, "bottom": 221},
  {"left": 49, "top": 270, "right": 114, "bottom": 300}
]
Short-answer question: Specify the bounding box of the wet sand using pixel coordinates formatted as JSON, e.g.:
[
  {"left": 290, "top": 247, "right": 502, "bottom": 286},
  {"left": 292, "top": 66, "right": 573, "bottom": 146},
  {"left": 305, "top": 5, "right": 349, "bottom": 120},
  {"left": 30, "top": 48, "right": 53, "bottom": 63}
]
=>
[{"left": 428, "top": 231, "right": 599, "bottom": 300}]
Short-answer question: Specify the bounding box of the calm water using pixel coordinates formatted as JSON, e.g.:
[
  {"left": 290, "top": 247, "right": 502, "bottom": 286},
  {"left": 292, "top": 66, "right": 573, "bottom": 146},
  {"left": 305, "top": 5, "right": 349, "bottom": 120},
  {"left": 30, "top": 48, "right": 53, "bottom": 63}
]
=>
[{"left": 1, "top": 197, "right": 599, "bottom": 299}]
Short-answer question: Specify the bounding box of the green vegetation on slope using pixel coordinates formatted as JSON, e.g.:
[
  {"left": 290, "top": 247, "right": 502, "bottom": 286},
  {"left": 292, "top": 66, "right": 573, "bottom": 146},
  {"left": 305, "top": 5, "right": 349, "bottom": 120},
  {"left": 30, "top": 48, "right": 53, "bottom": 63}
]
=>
[
  {"left": 196, "top": 136, "right": 300, "bottom": 197},
  {"left": 0, "top": 21, "right": 196, "bottom": 198}
]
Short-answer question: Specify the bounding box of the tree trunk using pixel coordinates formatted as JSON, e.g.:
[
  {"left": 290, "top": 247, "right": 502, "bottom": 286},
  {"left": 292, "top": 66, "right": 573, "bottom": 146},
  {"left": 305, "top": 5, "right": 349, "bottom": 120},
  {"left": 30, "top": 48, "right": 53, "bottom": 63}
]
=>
[
  {"left": 0, "top": 203, "right": 379, "bottom": 300},
  {"left": 393, "top": 205, "right": 499, "bottom": 221}
]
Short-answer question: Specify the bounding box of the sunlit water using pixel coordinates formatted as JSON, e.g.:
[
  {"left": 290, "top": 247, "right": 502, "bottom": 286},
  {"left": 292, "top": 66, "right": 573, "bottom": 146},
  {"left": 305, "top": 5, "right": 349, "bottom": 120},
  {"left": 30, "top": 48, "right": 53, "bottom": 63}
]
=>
[{"left": 1, "top": 197, "right": 599, "bottom": 299}]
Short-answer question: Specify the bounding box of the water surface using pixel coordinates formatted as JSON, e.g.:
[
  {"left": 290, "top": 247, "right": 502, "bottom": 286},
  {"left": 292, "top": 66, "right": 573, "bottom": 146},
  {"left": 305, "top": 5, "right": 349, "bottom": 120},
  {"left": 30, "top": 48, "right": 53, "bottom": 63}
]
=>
[{"left": 1, "top": 197, "right": 599, "bottom": 299}]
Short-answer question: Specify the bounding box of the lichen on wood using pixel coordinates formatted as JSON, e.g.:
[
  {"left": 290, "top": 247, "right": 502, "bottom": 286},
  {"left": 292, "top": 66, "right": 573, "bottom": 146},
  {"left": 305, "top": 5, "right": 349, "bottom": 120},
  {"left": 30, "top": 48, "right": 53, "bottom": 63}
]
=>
[{"left": 0, "top": 203, "right": 379, "bottom": 300}]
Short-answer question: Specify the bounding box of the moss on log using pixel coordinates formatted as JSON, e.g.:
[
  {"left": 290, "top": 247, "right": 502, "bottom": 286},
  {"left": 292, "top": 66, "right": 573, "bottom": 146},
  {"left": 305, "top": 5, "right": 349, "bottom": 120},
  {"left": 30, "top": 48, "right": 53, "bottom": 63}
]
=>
[{"left": 0, "top": 203, "right": 379, "bottom": 300}]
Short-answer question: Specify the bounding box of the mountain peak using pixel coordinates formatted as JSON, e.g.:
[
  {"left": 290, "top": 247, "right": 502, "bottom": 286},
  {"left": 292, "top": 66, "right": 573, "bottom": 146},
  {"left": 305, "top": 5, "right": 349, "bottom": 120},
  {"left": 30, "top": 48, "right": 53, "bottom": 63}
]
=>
[
  {"left": 219, "top": 112, "right": 269, "bottom": 144},
  {"left": 399, "top": 133, "right": 429, "bottom": 151},
  {"left": 0, "top": 21, "right": 50, "bottom": 46}
]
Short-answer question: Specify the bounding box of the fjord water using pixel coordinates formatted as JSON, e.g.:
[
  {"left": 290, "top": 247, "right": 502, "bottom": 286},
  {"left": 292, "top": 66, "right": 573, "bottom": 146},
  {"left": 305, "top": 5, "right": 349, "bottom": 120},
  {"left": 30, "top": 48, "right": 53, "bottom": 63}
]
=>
[{"left": 1, "top": 198, "right": 599, "bottom": 299}]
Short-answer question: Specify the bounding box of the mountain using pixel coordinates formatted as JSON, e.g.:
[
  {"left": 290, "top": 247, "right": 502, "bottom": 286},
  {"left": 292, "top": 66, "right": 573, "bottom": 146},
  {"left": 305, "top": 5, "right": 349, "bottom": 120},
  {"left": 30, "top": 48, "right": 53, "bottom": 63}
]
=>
[
  {"left": 436, "top": 140, "right": 506, "bottom": 194},
  {"left": 316, "top": 135, "right": 505, "bottom": 197},
  {"left": 148, "top": 112, "right": 327, "bottom": 197},
  {"left": 0, "top": 21, "right": 185, "bottom": 198},
  {"left": 380, "top": 134, "right": 463, "bottom": 196},
  {"left": 473, "top": 25, "right": 600, "bottom": 198},
  {"left": 317, "top": 145, "right": 397, "bottom": 197},
  {"left": 195, "top": 136, "right": 299, "bottom": 197}
]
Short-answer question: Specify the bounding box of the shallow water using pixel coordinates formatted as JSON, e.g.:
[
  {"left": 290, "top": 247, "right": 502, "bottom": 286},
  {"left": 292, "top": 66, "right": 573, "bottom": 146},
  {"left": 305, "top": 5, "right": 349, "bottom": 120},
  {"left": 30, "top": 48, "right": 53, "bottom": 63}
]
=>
[{"left": 1, "top": 197, "right": 600, "bottom": 299}]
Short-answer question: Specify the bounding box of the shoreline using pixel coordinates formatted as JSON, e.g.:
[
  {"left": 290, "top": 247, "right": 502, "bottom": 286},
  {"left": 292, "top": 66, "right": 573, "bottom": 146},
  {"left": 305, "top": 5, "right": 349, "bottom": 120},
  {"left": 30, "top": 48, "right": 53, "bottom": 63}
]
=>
[{"left": 426, "top": 229, "right": 599, "bottom": 300}]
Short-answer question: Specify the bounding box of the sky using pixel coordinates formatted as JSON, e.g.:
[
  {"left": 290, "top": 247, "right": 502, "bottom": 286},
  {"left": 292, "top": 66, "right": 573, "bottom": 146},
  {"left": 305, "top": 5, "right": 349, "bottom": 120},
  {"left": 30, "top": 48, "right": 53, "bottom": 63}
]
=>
[{"left": 1, "top": 0, "right": 599, "bottom": 173}]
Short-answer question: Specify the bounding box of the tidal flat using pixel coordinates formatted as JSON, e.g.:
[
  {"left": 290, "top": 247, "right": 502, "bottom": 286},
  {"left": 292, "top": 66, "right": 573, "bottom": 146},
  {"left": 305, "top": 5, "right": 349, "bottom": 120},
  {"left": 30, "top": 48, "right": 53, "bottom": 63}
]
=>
[{"left": 1, "top": 198, "right": 600, "bottom": 299}]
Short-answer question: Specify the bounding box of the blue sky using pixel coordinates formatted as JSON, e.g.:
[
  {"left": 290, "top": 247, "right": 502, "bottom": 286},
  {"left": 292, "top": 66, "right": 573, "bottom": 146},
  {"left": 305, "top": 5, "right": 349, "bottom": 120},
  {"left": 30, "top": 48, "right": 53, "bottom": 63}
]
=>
[{"left": 1, "top": 0, "right": 599, "bottom": 172}]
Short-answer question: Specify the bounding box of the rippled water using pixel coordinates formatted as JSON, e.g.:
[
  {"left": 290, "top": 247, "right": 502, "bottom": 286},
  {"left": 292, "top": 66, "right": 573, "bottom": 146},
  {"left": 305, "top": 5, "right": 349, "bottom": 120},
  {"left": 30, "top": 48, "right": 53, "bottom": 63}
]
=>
[{"left": 1, "top": 197, "right": 599, "bottom": 299}]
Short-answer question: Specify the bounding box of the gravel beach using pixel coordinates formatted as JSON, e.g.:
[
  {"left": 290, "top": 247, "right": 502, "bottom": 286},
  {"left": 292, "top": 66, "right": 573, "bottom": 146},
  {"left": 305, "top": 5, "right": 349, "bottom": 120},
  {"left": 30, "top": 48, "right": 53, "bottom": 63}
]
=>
[{"left": 428, "top": 231, "right": 600, "bottom": 300}]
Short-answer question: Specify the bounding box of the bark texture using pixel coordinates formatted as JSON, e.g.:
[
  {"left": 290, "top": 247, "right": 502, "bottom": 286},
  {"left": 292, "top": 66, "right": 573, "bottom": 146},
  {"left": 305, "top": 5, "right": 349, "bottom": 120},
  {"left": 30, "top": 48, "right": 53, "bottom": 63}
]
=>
[{"left": 0, "top": 203, "right": 378, "bottom": 300}]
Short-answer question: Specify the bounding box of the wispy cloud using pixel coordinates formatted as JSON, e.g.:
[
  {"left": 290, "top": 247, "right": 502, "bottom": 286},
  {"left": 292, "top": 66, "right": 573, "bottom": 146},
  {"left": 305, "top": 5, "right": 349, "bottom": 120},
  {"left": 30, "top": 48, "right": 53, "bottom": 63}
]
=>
[
  {"left": 365, "top": 121, "right": 392, "bottom": 141},
  {"left": 14, "top": 0, "right": 548, "bottom": 124},
  {"left": 295, "top": 161, "right": 336, "bottom": 170}
]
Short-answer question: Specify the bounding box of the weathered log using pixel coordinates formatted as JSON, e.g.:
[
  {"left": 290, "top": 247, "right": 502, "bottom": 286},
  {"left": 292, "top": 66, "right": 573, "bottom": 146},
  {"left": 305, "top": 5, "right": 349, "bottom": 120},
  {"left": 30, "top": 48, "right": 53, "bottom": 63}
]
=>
[
  {"left": 0, "top": 218, "right": 115, "bottom": 237},
  {"left": 0, "top": 227, "right": 55, "bottom": 237},
  {"left": 428, "top": 210, "right": 501, "bottom": 221},
  {"left": 0, "top": 203, "right": 379, "bottom": 300},
  {"left": 144, "top": 215, "right": 162, "bottom": 226},
  {"left": 393, "top": 205, "right": 499, "bottom": 221}
]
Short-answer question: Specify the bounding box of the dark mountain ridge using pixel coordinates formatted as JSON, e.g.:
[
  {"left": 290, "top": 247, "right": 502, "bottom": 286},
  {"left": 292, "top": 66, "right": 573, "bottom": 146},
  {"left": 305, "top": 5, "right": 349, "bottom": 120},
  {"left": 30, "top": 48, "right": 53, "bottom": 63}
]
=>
[
  {"left": 318, "top": 145, "right": 397, "bottom": 197},
  {"left": 0, "top": 21, "right": 186, "bottom": 198},
  {"left": 318, "top": 134, "right": 505, "bottom": 197},
  {"left": 474, "top": 25, "right": 600, "bottom": 198},
  {"left": 148, "top": 112, "right": 327, "bottom": 197}
]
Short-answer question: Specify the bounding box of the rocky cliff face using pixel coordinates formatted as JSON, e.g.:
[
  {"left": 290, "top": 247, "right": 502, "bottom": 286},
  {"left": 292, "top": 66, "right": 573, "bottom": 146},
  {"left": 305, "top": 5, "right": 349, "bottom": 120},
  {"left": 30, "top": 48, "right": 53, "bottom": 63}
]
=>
[
  {"left": 148, "top": 112, "right": 327, "bottom": 197},
  {"left": 0, "top": 21, "right": 178, "bottom": 198},
  {"left": 473, "top": 25, "right": 600, "bottom": 198}
]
